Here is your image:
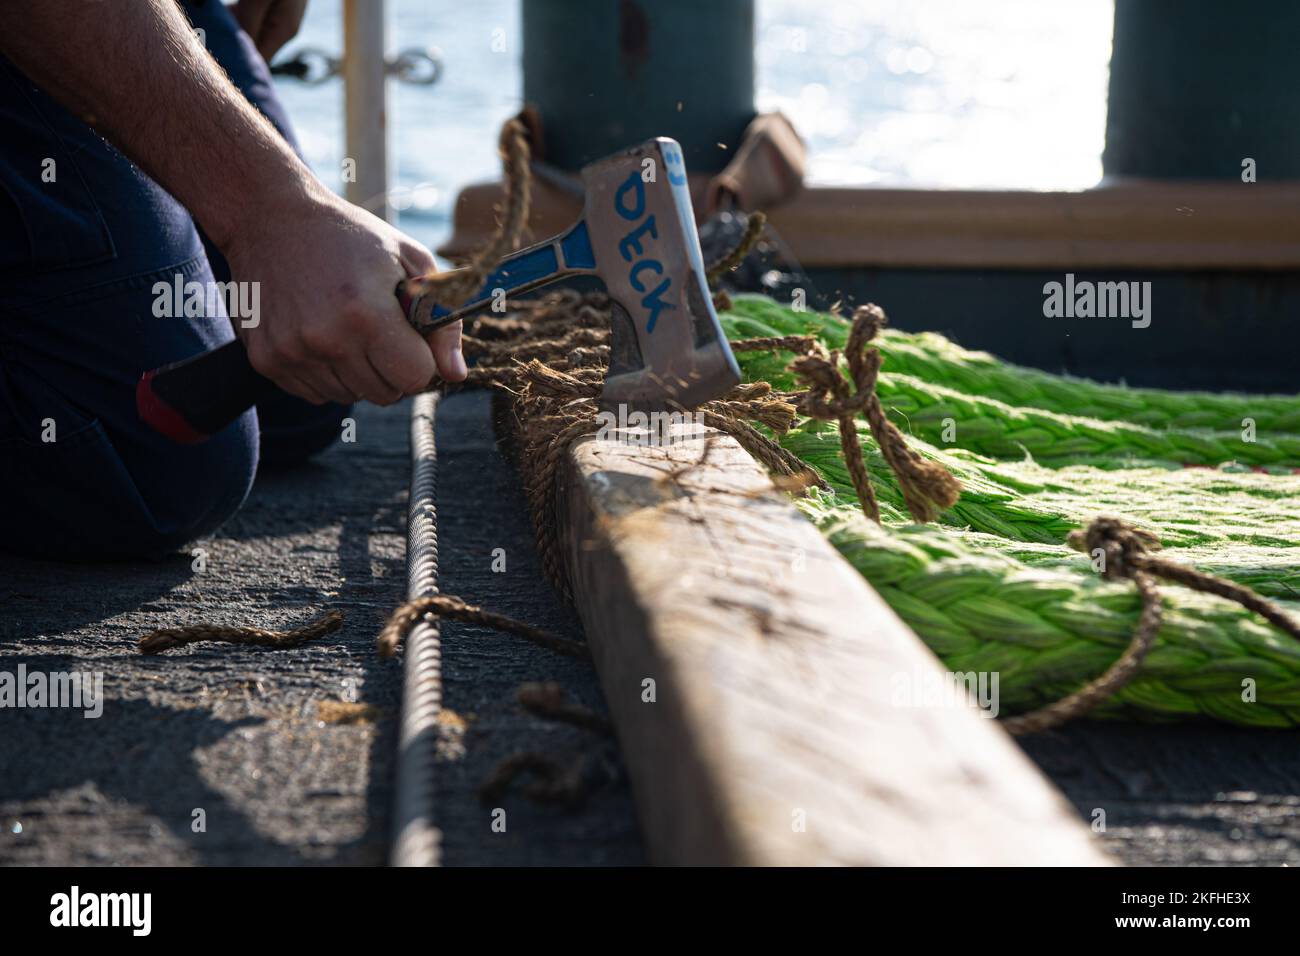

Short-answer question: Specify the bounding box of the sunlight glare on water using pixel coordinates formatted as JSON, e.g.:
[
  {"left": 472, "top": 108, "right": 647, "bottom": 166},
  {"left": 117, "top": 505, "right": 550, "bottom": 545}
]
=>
[
  {"left": 277, "top": 0, "right": 1113, "bottom": 250},
  {"left": 757, "top": 0, "right": 1112, "bottom": 189}
]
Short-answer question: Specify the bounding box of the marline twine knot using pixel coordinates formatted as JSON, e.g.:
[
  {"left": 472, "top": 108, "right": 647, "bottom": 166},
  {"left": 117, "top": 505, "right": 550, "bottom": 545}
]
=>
[
  {"left": 1005, "top": 515, "right": 1300, "bottom": 735},
  {"left": 401, "top": 118, "right": 532, "bottom": 321},
  {"left": 1066, "top": 515, "right": 1162, "bottom": 582},
  {"left": 788, "top": 304, "right": 962, "bottom": 524}
]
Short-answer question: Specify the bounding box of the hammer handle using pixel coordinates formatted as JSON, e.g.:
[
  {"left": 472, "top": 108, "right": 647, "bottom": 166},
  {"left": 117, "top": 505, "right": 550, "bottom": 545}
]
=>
[
  {"left": 137, "top": 338, "right": 277, "bottom": 444},
  {"left": 398, "top": 220, "right": 596, "bottom": 334},
  {"left": 139, "top": 275, "right": 418, "bottom": 442},
  {"left": 134, "top": 268, "right": 507, "bottom": 444}
]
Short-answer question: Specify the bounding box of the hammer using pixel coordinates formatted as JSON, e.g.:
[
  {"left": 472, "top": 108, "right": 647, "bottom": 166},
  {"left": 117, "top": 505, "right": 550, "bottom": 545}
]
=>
[{"left": 136, "top": 137, "right": 741, "bottom": 443}]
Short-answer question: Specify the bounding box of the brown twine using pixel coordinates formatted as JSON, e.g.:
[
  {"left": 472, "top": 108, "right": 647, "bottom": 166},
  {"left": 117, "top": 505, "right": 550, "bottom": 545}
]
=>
[
  {"left": 706, "top": 211, "right": 766, "bottom": 313},
  {"left": 731, "top": 334, "right": 817, "bottom": 354},
  {"left": 401, "top": 119, "right": 533, "bottom": 320},
  {"left": 481, "top": 673, "right": 618, "bottom": 811},
  {"left": 516, "top": 681, "right": 614, "bottom": 736},
  {"left": 478, "top": 750, "right": 610, "bottom": 810},
  {"left": 785, "top": 304, "right": 962, "bottom": 523},
  {"left": 705, "top": 211, "right": 768, "bottom": 285},
  {"left": 385, "top": 278, "right": 824, "bottom": 607},
  {"left": 138, "top": 610, "right": 344, "bottom": 655},
  {"left": 1004, "top": 516, "right": 1300, "bottom": 735},
  {"left": 377, "top": 595, "right": 591, "bottom": 661}
]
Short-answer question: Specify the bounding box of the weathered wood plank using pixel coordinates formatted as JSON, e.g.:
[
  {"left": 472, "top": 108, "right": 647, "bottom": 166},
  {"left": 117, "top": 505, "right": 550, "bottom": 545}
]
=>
[
  {"left": 766, "top": 182, "right": 1300, "bottom": 270},
  {"left": 441, "top": 178, "right": 1300, "bottom": 271},
  {"left": 559, "top": 423, "right": 1110, "bottom": 865}
]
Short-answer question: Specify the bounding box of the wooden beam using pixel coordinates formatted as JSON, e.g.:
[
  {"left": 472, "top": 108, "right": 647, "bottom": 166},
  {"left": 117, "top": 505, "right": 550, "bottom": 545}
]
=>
[
  {"left": 767, "top": 180, "right": 1300, "bottom": 270},
  {"left": 558, "top": 423, "right": 1110, "bottom": 865},
  {"left": 440, "top": 176, "right": 1300, "bottom": 271}
]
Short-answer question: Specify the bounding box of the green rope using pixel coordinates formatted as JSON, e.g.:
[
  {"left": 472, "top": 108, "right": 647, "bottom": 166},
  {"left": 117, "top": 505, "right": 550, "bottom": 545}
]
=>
[
  {"left": 725, "top": 294, "right": 1300, "bottom": 435},
  {"left": 718, "top": 296, "right": 1300, "bottom": 727},
  {"left": 723, "top": 300, "right": 1299, "bottom": 470},
  {"left": 782, "top": 422, "right": 1300, "bottom": 549},
  {"left": 940, "top": 531, "right": 1300, "bottom": 602},
  {"left": 801, "top": 497, "right": 1300, "bottom": 728},
  {"left": 877, "top": 373, "right": 1299, "bottom": 469}
]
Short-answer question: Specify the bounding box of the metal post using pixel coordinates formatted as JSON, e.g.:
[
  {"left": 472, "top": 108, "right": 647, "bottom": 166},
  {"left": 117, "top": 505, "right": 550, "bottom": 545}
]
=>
[
  {"left": 1104, "top": 0, "right": 1300, "bottom": 180},
  {"left": 522, "top": 0, "right": 755, "bottom": 173},
  {"left": 343, "top": 0, "right": 391, "bottom": 220}
]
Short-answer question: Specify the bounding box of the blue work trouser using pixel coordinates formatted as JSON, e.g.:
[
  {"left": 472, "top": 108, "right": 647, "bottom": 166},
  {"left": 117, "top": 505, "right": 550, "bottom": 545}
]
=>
[{"left": 0, "top": 0, "right": 349, "bottom": 561}]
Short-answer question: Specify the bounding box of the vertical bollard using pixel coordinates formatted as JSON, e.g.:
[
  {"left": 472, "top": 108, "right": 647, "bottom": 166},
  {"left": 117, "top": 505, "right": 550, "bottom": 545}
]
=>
[
  {"left": 522, "top": 0, "right": 756, "bottom": 173},
  {"left": 1104, "top": 0, "right": 1300, "bottom": 180}
]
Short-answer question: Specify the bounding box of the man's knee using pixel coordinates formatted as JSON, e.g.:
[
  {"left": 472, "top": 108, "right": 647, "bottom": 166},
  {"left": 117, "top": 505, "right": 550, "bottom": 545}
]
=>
[
  {"left": 123, "top": 417, "right": 260, "bottom": 559},
  {"left": 256, "top": 393, "right": 353, "bottom": 468},
  {"left": 0, "top": 412, "right": 258, "bottom": 562}
]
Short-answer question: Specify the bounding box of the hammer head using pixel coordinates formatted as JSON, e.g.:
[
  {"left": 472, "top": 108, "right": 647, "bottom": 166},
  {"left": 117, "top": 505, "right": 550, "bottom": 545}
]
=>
[{"left": 580, "top": 138, "right": 741, "bottom": 410}]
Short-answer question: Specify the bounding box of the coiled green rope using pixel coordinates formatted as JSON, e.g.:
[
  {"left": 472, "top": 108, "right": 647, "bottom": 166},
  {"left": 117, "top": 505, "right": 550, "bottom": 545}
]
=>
[
  {"left": 719, "top": 296, "right": 1300, "bottom": 727},
  {"left": 783, "top": 423, "right": 1300, "bottom": 549},
  {"left": 802, "top": 498, "right": 1300, "bottom": 727},
  {"left": 725, "top": 294, "right": 1300, "bottom": 435},
  {"left": 722, "top": 297, "right": 1300, "bottom": 470}
]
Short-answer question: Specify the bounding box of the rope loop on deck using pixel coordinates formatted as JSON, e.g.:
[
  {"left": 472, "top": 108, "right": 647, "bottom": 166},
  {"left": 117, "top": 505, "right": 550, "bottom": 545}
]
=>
[{"left": 377, "top": 594, "right": 590, "bottom": 661}]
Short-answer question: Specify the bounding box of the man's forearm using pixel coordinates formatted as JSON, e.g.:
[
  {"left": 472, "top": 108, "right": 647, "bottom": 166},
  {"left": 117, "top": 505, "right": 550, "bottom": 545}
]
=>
[
  {"left": 0, "top": 0, "right": 466, "bottom": 401},
  {"left": 0, "top": 0, "right": 315, "bottom": 250}
]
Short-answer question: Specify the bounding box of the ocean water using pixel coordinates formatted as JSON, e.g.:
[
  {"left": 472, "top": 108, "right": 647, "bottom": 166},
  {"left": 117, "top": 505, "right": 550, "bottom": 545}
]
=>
[{"left": 274, "top": 0, "right": 1114, "bottom": 253}]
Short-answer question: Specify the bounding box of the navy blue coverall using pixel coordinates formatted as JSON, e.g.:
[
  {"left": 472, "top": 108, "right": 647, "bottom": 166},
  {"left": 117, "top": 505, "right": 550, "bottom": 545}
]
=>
[{"left": 0, "top": 0, "right": 348, "bottom": 560}]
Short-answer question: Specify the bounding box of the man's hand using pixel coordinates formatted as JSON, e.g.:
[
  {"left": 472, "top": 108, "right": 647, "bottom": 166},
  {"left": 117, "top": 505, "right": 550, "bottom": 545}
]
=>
[
  {"left": 0, "top": 0, "right": 465, "bottom": 406},
  {"left": 229, "top": 187, "right": 466, "bottom": 405},
  {"left": 231, "top": 0, "right": 309, "bottom": 64}
]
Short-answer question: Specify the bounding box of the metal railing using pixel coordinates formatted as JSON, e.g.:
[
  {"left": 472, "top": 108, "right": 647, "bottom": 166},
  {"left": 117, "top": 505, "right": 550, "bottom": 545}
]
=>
[{"left": 270, "top": 1, "right": 443, "bottom": 224}]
